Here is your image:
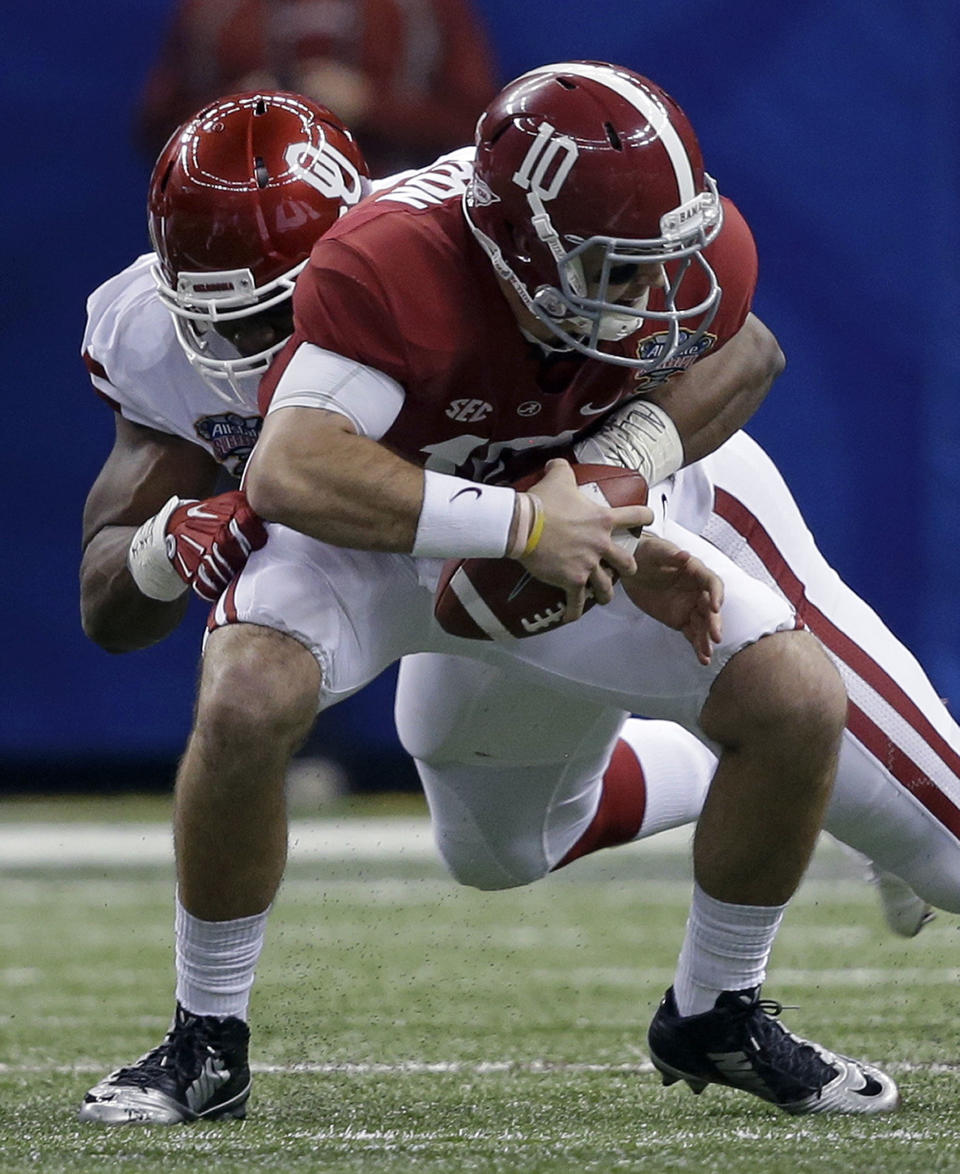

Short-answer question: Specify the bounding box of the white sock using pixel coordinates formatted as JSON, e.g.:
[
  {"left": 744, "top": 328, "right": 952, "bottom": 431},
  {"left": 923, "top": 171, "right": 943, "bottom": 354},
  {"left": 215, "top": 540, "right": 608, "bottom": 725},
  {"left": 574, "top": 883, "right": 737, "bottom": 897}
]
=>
[
  {"left": 619, "top": 719, "right": 716, "bottom": 839},
  {"left": 672, "top": 881, "right": 786, "bottom": 1016},
  {"left": 174, "top": 895, "right": 270, "bottom": 1020}
]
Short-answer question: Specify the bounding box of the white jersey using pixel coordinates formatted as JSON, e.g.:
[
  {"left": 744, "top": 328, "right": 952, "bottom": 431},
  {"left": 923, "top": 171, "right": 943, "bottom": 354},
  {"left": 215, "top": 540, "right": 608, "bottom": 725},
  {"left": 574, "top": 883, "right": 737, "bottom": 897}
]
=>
[
  {"left": 79, "top": 161, "right": 438, "bottom": 478},
  {"left": 82, "top": 253, "right": 263, "bottom": 478}
]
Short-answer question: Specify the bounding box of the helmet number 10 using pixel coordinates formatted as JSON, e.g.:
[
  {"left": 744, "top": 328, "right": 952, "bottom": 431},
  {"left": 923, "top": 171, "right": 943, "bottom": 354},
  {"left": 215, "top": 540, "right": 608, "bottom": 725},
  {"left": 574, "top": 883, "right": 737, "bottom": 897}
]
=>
[{"left": 511, "top": 122, "right": 579, "bottom": 201}]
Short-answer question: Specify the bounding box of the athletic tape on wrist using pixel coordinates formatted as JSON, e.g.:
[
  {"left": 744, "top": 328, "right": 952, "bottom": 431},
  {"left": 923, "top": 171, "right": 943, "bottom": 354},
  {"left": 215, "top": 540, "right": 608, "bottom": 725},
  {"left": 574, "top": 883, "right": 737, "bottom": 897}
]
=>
[
  {"left": 412, "top": 470, "right": 516, "bottom": 559},
  {"left": 126, "top": 495, "right": 189, "bottom": 601},
  {"left": 573, "top": 399, "right": 683, "bottom": 486}
]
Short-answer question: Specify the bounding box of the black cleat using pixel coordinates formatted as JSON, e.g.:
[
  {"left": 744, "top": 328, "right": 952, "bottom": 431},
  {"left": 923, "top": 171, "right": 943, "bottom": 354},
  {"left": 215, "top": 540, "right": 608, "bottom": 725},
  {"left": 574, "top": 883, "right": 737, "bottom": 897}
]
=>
[
  {"left": 78, "top": 1003, "right": 251, "bottom": 1124},
  {"left": 647, "top": 986, "right": 900, "bottom": 1115}
]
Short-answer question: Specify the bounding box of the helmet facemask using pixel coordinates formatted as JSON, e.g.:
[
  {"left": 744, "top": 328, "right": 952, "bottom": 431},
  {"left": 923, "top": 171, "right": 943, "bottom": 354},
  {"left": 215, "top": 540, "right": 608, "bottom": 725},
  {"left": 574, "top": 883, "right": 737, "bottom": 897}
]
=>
[
  {"left": 526, "top": 178, "right": 724, "bottom": 366},
  {"left": 153, "top": 261, "right": 304, "bottom": 403}
]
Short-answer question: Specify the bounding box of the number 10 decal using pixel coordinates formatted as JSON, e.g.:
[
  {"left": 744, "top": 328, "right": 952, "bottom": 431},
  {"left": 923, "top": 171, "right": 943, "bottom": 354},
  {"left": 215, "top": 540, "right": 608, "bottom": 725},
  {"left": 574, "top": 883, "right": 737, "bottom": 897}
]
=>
[{"left": 511, "top": 121, "right": 579, "bottom": 201}]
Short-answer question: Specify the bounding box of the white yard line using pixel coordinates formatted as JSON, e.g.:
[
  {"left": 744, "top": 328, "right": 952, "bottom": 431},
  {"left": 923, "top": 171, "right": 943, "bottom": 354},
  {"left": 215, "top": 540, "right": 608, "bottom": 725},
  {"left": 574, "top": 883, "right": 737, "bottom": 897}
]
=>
[
  {"left": 0, "top": 818, "right": 433, "bottom": 867},
  {"left": 0, "top": 1059, "right": 654, "bottom": 1076},
  {"left": 1, "top": 1057, "right": 955, "bottom": 1077},
  {"left": 0, "top": 820, "right": 694, "bottom": 868}
]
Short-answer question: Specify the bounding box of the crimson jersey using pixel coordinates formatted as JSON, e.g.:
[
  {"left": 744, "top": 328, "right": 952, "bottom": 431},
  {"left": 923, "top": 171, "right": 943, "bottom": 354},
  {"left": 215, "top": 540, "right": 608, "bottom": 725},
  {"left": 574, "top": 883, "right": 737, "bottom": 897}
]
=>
[{"left": 260, "top": 159, "right": 757, "bottom": 484}]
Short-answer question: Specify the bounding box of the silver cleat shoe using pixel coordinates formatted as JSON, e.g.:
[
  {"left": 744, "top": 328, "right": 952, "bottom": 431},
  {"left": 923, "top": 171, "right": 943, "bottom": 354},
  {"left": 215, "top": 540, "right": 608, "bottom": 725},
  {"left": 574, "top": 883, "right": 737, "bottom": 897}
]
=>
[
  {"left": 648, "top": 986, "right": 901, "bottom": 1115},
  {"left": 79, "top": 1003, "right": 251, "bottom": 1125}
]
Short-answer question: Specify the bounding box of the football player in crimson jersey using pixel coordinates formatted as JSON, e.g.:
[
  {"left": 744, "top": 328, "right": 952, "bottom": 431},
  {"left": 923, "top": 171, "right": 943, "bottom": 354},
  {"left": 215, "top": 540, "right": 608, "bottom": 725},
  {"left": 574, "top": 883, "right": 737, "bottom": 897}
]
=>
[
  {"left": 79, "top": 80, "right": 733, "bottom": 1126},
  {"left": 80, "top": 63, "right": 956, "bottom": 1124}
]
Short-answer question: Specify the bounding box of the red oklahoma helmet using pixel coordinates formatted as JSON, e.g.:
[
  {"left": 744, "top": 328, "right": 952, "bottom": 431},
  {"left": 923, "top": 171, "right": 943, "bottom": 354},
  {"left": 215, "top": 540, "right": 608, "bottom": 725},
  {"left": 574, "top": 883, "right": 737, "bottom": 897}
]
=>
[
  {"left": 148, "top": 90, "right": 369, "bottom": 384},
  {"left": 464, "top": 62, "right": 723, "bottom": 369}
]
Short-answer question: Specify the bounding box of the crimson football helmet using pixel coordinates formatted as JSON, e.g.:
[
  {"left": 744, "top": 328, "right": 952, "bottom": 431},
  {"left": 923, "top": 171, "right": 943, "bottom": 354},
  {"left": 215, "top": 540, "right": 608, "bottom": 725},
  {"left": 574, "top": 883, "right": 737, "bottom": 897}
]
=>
[
  {"left": 464, "top": 62, "right": 723, "bottom": 369},
  {"left": 148, "top": 91, "right": 369, "bottom": 393}
]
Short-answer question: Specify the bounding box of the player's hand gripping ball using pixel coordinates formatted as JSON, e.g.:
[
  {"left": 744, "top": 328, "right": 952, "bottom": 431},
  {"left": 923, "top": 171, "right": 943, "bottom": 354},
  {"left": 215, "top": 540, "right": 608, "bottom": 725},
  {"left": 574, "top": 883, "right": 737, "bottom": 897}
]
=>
[{"left": 434, "top": 463, "right": 649, "bottom": 640}]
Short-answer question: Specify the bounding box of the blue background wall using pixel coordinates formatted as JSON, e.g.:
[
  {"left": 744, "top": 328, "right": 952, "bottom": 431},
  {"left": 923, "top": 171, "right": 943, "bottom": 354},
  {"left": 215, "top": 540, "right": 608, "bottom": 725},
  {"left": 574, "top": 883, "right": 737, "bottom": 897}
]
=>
[{"left": 2, "top": 2, "right": 958, "bottom": 788}]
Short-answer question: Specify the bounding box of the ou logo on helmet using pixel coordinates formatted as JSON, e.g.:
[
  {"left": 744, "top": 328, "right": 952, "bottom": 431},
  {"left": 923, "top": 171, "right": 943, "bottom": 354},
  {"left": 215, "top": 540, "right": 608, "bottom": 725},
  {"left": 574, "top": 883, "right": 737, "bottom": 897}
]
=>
[
  {"left": 285, "top": 135, "right": 364, "bottom": 208},
  {"left": 512, "top": 122, "right": 579, "bottom": 201}
]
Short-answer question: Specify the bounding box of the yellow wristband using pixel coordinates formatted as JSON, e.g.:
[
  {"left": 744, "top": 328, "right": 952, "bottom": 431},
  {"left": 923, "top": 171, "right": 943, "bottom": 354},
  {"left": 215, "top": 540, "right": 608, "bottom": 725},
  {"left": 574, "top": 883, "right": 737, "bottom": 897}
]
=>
[{"left": 522, "top": 494, "right": 545, "bottom": 556}]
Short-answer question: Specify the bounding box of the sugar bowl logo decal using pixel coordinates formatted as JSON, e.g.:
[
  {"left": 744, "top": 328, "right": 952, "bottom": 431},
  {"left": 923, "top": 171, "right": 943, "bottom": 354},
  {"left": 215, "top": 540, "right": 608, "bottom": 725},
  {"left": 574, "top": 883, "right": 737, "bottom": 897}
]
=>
[{"left": 194, "top": 413, "right": 262, "bottom": 476}]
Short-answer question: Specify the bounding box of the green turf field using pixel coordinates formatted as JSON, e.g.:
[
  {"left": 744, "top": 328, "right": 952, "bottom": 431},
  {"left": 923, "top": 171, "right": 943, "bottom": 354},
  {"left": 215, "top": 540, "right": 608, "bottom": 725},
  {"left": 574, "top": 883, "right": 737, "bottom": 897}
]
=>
[{"left": 1, "top": 794, "right": 959, "bottom": 1173}]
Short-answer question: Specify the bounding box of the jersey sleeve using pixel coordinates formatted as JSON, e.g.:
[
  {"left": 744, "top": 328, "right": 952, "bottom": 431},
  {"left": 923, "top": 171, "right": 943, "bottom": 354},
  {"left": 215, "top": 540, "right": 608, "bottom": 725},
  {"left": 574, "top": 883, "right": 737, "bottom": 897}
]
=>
[
  {"left": 267, "top": 342, "right": 406, "bottom": 440},
  {"left": 82, "top": 349, "right": 124, "bottom": 413},
  {"left": 81, "top": 255, "right": 247, "bottom": 442},
  {"left": 259, "top": 229, "right": 423, "bottom": 415},
  {"left": 82, "top": 293, "right": 167, "bottom": 431}
]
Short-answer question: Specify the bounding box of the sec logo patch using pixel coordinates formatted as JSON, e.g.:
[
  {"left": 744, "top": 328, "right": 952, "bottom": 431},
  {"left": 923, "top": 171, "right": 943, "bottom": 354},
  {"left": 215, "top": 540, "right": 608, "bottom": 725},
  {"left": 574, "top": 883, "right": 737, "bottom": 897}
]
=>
[{"left": 445, "top": 398, "right": 493, "bottom": 423}]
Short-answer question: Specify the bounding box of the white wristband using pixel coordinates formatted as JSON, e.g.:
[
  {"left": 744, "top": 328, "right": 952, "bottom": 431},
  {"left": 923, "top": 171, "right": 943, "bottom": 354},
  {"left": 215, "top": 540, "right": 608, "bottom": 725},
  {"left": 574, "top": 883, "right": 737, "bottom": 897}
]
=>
[
  {"left": 126, "top": 496, "right": 188, "bottom": 601},
  {"left": 573, "top": 399, "right": 683, "bottom": 486},
  {"left": 412, "top": 471, "right": 517, "bottom": 559}
]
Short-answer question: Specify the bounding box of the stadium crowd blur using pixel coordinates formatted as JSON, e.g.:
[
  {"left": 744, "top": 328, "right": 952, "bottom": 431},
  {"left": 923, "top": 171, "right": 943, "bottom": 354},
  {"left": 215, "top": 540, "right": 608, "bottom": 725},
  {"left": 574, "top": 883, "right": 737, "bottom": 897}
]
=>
[{"left": 135, "top": 0, "right": 500, "bottom": 176}]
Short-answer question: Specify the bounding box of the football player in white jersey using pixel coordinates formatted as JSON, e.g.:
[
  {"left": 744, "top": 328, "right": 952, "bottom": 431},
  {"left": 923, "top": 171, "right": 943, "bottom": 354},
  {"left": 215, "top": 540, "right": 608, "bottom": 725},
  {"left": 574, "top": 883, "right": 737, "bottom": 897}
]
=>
[
  {"left": 78, "top": 75, "right": 940, "bottom": 1126},
  {"left": 80, "top": 91, "right": 372, "bottom": 650}
]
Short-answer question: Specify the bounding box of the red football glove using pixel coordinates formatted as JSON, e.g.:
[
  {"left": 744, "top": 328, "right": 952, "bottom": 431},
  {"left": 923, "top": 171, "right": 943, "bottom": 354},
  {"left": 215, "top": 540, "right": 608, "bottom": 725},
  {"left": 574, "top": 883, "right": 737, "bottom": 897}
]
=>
[
  {"left": 126, "top": 491, "right": 268, "bottom": 603},
  {"left": 166, "top": 492, "right": 268, "bottom": 602}
]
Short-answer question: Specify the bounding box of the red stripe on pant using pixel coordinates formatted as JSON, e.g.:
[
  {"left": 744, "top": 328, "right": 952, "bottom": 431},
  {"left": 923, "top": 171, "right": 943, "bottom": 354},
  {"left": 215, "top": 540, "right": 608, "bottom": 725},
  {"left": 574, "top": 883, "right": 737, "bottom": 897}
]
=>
[
  {"left": 552, "top": 738, "right": 646, "bottom": 870},
  {"left": 714, "top": 487, "right": 960, "bottom": 838}
]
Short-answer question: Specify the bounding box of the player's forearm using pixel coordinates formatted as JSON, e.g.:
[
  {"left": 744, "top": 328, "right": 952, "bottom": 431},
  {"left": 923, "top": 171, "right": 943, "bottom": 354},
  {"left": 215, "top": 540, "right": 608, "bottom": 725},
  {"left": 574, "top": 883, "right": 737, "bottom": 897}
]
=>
[
  {"left": 648, "top": 313, "right": 785, "bottom": 465},
  {"left": 246, "top": 415, "right": 423, "bottom": 549},
  {"left": 80, "top": 527, "right": 189, "bottom": 653},
  {"left": 246, "top": 409, "right": 527, "bottom": 558}
]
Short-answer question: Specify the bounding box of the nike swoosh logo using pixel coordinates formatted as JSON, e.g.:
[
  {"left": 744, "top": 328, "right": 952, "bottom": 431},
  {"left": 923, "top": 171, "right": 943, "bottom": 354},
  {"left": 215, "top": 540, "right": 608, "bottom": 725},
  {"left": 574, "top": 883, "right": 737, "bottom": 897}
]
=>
[
  {"left": 579, "top": 397, "right": 622, "bottom": 416},
  {"left": 185, "top": 1055, "right": 229, "bottom": 1111},
  {"left": 507, "top": 571, "right": 532, "bottom": 601},
  {"left": 839, "top": 1059, "right": 882, "bottom": 1096},
  {"left": 186, "top": 504, "right": 219, "bottom": 521},
  {"left": 450, "top": 487, "right": 482, "bottom": 502}
]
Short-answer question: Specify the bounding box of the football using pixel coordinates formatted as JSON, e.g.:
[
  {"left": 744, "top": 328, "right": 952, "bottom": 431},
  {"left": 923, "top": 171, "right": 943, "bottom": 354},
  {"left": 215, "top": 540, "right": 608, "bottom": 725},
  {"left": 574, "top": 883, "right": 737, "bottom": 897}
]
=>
[{"left": 433, "top": 462, "right": 648, "bottom": 640}]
